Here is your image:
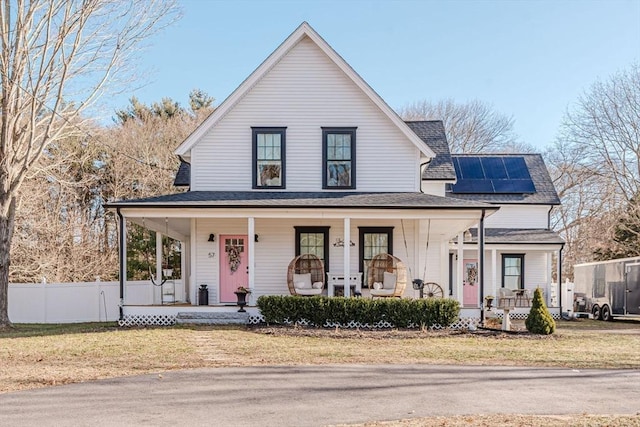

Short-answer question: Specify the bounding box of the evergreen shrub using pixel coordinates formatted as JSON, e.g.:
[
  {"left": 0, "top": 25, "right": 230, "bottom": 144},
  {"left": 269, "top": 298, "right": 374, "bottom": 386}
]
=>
[
  {"left": 525, "top": 288, "right": 556, "bottom": 335},
  {"left": 256, "top": 295, "right": 460, "bottom": 328}
]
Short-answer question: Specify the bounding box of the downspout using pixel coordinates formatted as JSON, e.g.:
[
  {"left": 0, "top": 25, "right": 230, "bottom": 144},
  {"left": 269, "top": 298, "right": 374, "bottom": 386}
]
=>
[
  {"left": 479, "top": 209, "right": 486, "bottom": 324},
  {"left": 117, "top": 209, "right": 125, "bottom": 321}
]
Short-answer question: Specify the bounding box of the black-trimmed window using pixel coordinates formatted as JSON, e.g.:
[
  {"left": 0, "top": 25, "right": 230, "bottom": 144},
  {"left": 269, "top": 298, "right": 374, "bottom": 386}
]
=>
[
  {"left": 322, "top": 127, "right": 356, "bottom": 189},
  {"left": 252, "top": 127, "right": 286, "bottom": 189},
  {"left": 502, "top": 254, "right": 524, "bottom": 290},
  {"left": 295, "top": 227, "right": 330, "bottom": 272},
  {"left": 359, "top": 227, "right": 393, "bottom": 288}
]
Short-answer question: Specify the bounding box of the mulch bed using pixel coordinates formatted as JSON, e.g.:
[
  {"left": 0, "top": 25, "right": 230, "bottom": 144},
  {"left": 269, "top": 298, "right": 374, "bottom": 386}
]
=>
[{"left": 248, "top": 324, "right": 549, "bottom": 340}]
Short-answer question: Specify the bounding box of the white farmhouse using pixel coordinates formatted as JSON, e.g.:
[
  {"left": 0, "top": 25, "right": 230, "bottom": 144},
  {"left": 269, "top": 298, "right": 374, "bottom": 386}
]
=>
[{"left": 107, "top": 22, "right": 563, "bottom": 326}]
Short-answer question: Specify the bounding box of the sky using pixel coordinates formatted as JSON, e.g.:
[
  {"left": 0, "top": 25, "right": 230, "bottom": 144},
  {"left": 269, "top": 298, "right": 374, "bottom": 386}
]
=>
[{"left": 103, "top": 0, "right": 640, "bottom": 150}]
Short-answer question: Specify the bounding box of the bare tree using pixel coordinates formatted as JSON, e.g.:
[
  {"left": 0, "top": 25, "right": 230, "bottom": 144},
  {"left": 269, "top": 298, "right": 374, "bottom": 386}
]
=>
[
  {"left": 0, "top": 0, "right": 179, "bottom": 328},
  {"left": 398, "top": 99, "right": 520, "bottom": 153},
  {"left": 549, "top": 63, "right": 640, "bottom": 275}
]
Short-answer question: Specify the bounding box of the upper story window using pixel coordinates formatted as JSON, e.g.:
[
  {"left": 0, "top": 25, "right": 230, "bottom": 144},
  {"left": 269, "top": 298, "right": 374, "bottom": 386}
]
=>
[
  {"left": 252, "top": 127, "right": 286, "bottom": 189},
  {"left": 322, "top": 127, "right": 356, "bottom": 189}
]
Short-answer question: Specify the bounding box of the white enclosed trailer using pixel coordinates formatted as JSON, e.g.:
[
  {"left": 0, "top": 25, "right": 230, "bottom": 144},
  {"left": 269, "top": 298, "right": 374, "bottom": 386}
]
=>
[{"left": 573, "top": 257, "right": 640, "bottom": 320}]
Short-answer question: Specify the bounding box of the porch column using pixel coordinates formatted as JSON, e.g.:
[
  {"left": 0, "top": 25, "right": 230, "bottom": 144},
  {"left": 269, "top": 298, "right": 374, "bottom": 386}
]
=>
[
  {"left": 439, "top": 234, "right": 448, "bottom": 292},
  {"left": 248, "top": 217, "right": 255, "bottom": 302},
  {"left": 117, "top": 210, "right": 126, "bottom": 320},
  {"left": 182, "top": 239, "right": 189, "bottom": 303},
  {"left": 154, "top": 231, "right": 162, "bottom": 305},
  {"left": 456, "top": 232, "right": 464, "bottom": 303},
  {"left": 546, "top": 252, "right": 552, "bottom": 306},
  {"left": 190, "top": 219, "right": 197, "bottom": 305},
  {"left": 491, "top": 249, "right": 497, "bottom": 300},
  {"left": 343, "top": 217, "right": 351, "bottom": 297},
  {"left": 479, "top": 210, "right": 486, "bottom": 320}
]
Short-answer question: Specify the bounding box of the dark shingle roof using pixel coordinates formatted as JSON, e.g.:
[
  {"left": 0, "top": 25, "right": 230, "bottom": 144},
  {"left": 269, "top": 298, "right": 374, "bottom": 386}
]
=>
[
  {"left": 446, "top": 154, "right": 561, "bottom": 205},
  {"left": 106, "top": 191, "right": 497, "bottom": 210},
  {"left": 405, "top": 121, "right": 456, "bottom": 181},
  {"left": 173, "top": 161, "right": 190, "bottom": 187},
  {"left": 459, "top": 228, "right": 564, "bottom": 245}
]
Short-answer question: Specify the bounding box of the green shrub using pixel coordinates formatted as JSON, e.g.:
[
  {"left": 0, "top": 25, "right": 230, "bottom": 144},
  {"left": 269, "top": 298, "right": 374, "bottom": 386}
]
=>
[
  {"left": 525, "top": 288, "right": 556, "bottom": 335},
  {"left": 256, "top": 295, "right": 460, "bottom": 328}
]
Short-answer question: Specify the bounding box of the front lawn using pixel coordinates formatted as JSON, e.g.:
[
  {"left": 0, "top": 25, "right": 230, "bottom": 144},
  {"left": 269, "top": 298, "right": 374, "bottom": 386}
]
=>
[{"left": 0, "top": 319, "right": 638, "bottom": 394}]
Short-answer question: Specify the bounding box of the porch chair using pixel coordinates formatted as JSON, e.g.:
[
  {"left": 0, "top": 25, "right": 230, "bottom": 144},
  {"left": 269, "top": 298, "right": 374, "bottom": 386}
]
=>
[
  {"left": 367, "top": 253, "right": 407, "bottom": 298},
  {"left": 287, "top": 254, "right": 325, "bottom": 296},
  {"left": 497, "top": 287, "right": 516, "bottom": 308}
]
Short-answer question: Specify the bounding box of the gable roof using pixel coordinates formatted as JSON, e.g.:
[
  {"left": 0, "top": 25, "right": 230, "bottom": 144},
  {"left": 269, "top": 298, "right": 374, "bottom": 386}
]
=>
[
  {"left": 446, "top": 154, "right": 561, "bottom": 205},
  {"left": 174, "top": 22, "right": 435, "bottom": 159},
  {"left": 405, "top": 121, "right": 456, "bottom": 181},
  {"left": 173, "top": 160, "right": 190, "bottom": 187}
]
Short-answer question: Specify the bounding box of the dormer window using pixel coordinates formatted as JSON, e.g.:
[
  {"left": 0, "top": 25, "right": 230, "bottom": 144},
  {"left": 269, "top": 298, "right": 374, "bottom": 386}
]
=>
[
  {"left": 253, "top": 127, "right": 286, "bottom": 189},
  {"left": 322, "top": 127, "right": 356, "bottom": 189}
]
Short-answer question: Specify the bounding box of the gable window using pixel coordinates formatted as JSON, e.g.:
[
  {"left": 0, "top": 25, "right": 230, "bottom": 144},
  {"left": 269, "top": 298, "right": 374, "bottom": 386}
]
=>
[
  {"left": 502, "top": 254, "right": 524, "bottom": 290},
  {"left": 359, "top": 227, "right": 393, "bottom": 288},
  {"left": 322, "top": 127, "right": 356, "bottom": 189},
  {"left": 295, "top": 226, "right": 330, "bottom": 272},
  {"left": 253, "top": 127, "right": 286, "bottom": 189}
]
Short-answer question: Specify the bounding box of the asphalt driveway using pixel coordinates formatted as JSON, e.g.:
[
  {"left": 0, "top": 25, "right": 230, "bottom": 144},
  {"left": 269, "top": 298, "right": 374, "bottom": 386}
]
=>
[{"left": 0, "top": 364, "right": 639, "bottom": 426}]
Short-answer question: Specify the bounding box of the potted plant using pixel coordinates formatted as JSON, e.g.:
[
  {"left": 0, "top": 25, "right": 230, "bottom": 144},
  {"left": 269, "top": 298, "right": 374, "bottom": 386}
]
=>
[
  {"left": 234, "top": 286, "right": 251, "bottom": 312},
  {"left": 484, "top": 295, "right": 494, "bottom": 310}
]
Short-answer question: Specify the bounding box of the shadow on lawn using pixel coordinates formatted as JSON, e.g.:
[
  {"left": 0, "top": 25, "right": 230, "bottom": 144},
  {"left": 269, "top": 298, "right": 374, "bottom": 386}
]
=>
[{"left": 0, "top": 322, "right": 120, "bottom": 339}]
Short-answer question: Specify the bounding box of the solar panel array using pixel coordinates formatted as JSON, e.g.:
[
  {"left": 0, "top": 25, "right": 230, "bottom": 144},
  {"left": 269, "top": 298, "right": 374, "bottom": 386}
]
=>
[{"left": 450, "top": 156, "right": 536, "bottom": 194}]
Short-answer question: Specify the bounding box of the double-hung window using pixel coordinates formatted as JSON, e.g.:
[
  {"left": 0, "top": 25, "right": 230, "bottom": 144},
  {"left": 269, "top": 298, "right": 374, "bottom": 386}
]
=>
[
  {"left": 253, "top": 127, "right": 286, "bottom": 189},
  {"left": 295, "top": 227, "right": 330, "bottom": 272},
  {"left": 322, "top": 127, "right": 356, "bottom": 189},
  {"left": 359, "top": 227, "right": 393, "bottom": 288},
  {"left": 502, "top": 254, "right": 524, "bottom": 290}
]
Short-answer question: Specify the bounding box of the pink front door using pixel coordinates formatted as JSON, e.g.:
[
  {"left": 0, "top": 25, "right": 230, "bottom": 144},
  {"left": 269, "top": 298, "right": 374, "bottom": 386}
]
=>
[
  {"left": 463, "top": 259, "right": 479, "bottom": 307},
  {"left": 219, "top": 235, "right": 248, "bottom": 303}
]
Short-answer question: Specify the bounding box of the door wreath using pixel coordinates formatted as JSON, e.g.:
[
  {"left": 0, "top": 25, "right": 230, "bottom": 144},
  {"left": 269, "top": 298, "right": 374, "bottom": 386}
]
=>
[{"left": 227, "top": 245, "right": 242, "bottom": 273}]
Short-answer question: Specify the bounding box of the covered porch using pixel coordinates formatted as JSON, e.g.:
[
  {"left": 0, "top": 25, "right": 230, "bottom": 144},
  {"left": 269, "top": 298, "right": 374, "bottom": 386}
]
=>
[{"left": 109, "top": 191, "right": 498, "bottom": 323}]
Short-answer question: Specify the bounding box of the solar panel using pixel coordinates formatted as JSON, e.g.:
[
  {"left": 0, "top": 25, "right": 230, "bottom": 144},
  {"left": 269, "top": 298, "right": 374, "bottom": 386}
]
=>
[
  {"left": 451, "top": 179, "right": 494, "bottom": 193},
  {"left": 449, "top": 156, "right": 536, "bottom": 195},
  {"left": 492, "top": 179, "right": 536, "bottom": 193},
  {"left": 504, "top": 157, "right": 531, "bottom": 179},
  {"left": 452, "top": 157, "right": 463, "bottom": 180},
  {"left": 481, "top": 157, "right": 508, "bottom": 179},
  {"left": 457, "top": 157, "right": 484, "bottom": 179}
]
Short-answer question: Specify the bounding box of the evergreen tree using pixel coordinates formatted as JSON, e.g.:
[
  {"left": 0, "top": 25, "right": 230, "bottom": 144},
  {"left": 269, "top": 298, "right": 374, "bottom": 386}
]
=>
[
  {"left": 593, "top": 198, "right": 640, "bottom": 260},
  {"left": 525, "top": 288, "right": 556, "bottom": 335}
]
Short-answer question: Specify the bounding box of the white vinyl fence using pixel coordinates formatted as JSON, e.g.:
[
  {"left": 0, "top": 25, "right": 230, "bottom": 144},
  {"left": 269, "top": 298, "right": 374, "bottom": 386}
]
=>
[{"left": 8, "top": 280, "right": 165, "bottom": 323}]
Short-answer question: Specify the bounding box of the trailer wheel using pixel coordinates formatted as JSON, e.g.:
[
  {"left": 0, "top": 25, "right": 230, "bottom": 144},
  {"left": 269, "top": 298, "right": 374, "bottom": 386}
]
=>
[
  {"left": 601, "top": 305, "right": 613, "bottom": 321},
  {"left": 592, "top": 305, "right": 602, "bottom": 320}
]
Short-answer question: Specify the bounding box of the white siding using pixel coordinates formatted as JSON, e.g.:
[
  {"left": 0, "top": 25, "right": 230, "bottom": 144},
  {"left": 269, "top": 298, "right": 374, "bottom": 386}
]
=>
[
  {"left": 453, "top": 248, "right": 554, "bottom": 305},
  {"left": 421, "top": 181, "right": 447, "bottom": 197},
  {"left": 484, "top": 205, "right": 550, "bottom": 229},
  {"left": 193, "top": 218, "right": 437, "bottom": 299},
  {"left": 191, "top": 36, "right": 419, "bottom": 192}
]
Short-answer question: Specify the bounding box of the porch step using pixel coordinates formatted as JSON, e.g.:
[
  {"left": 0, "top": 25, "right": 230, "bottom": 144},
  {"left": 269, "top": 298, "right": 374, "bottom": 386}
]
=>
[{"left": 176, "top": 311, "right": 249, "bottom": 325}]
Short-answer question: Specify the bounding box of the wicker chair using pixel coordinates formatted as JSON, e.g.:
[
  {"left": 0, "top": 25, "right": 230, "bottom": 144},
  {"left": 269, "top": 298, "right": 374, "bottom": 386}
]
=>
[
  {"left": 367, "top": 253, "right": 407, "bottom": 298},
  {"left": 287, "top": 254, "right": 325, "bottom": 296}
]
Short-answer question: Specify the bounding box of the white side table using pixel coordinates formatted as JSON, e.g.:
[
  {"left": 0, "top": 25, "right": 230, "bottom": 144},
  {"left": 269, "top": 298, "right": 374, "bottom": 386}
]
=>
[{"left": 327, "top": 272, "right": 362, "bottom": 296}]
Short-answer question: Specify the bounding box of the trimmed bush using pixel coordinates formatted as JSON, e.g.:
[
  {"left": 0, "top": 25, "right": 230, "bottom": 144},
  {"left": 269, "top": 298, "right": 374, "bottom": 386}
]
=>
[
  {"left": 256, "top": 295, "right": 460, "bottom": 328},
  {"left": 525, "top": 288, "right": 556, "bottom": 335}
]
